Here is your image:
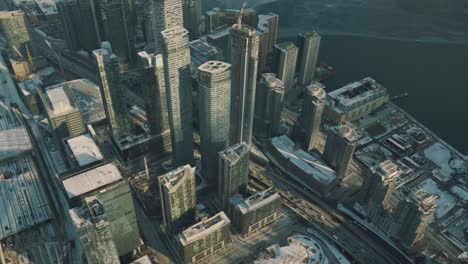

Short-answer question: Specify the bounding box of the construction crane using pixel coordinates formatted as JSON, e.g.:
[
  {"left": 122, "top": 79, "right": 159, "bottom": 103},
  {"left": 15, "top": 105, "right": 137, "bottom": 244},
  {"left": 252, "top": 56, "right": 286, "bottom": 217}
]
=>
[
  {"left": 237, "top": 2, "right": 247, "bottom": 27},
  {"left": 12, "top": 46, "right": 23, "bottom": 58},
  {"left": 25, "top": 43, "right": 36, "bottom": 71}
]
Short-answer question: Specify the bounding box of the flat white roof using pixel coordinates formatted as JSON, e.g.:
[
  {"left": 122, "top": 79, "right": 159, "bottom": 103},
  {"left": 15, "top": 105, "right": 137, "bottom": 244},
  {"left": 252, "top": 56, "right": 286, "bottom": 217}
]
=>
[
  {"left": 0, "top": 127, "right": 33, "bottom": 160},
  {"left": 62, "top": 163, "right": 122, "bottom": 199},
  {"left": 66, "top": 134, "right": 103, "bottom": 167},
  {"left": 45, "top": 86, "right": 74, "bottom": 115}
]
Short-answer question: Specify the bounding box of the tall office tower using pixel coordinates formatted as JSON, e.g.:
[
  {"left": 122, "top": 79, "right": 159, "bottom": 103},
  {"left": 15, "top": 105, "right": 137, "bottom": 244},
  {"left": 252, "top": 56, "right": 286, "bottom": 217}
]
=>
[
  {"left": 57, "top": 0, "right": 80, "bottom": 51},
  {"left": 297, "top": 32, "right": 321, "bottom": 85},
  {"left": 254, "top": 73, "right": 285, "bottom": 139},
  {"left": 256, "top": 29, "right": 269, "bottom": 74},
  {"left": 38, "top": 83, "right": 86, "bottom": 141},
  {"left": 161, "top": 27, "right": 193, "bottom": 166},
  {"left": 368, "top": 161, "right": 400, "bottom": 222},
  {"left": 93, "top": 42, "right": 129, "bottom": 137},
  {"left": 198, "top": 61, "right": 232, "bottom": 181},
  {"left": 158, "top": 165, "right": 197, "bottom": 232},
  {"left": 62, "top": 163, "right": 140, "bottom": 257},
  {"left": 218, "top": 143, "right": 250, "bottom": 211},
  {"left": 97, "top": 0, "right": 136, "bottom": 68},
  {"left": 0, "top": 11, "right": 31, "bottom": 56},
  {"left": 229, "top": 21, "right": 259, "bottom": 145},
  {"left": 138, "top": 52, "right": 170, "bottom": 136},
  {"left": 323, "top": 124, "right": 357, "bottom": 180},
  {"left": 257, "top": 13, "right": 278, "bottom": 54},
  {"left": 146, "top": 0, "right": 183, "bottom": 54},
  {"left": 273, "top": 41, "right": 298, "bottom": 92},
  {"left": 301, "top": 82, "right": 326, "bottom": 151},
  {"left": 392, "top": 190, "right": 437, "bottom": 247},
  {"left": 183, "top": 0, "right": 204, "bottom": 37}
]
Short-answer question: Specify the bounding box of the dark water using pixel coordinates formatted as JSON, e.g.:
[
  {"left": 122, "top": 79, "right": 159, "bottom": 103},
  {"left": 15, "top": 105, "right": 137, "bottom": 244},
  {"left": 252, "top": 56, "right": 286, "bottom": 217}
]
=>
[{"left": 316, "top": 35, "right": 468, "bottom": 155}]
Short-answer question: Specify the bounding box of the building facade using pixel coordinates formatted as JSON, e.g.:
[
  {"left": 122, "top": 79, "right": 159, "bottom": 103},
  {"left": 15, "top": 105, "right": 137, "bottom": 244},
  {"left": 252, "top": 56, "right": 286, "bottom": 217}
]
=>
[
  {"left": 158, "top": 165, "right": 197, "bottom": 232},
  {"left": 218, "top": 143, "right": 250, "bottom": 211},
  {"left": 177, "top": 212, "right": 232, "bottom": 264},
  {"left": 161, "top": 27, "right": 193, "bottom": 166},
  {"left": 254, "top": 73, "right": 285, "bottom": 139},
  {"left": 273, "top": 41, "right": 298, "bottom": 93},
  {"left": 198, "top": 61, "right": 232, "bottom": 181},
  {"left": 297, "top": 32, "right": 321, "bottom": 85},
  {"left": 229, "top": 22, "right": 259, "bottom": 145},
  {"left": 257, "top": 13, "right": 278, "bottom": 55},
  {"left": 323, "top": 124, "right": 357, "bottom": 180},
  {"left": 0, "top": 11, "right": 31, "bottom": 56},
  {"left": 183, "top": 0, "right": 204, "bottom": 37},
  {"left": 229, "top": 188, "right": 282, "bottom": 236},
  {"left": 93, "top": 43, "right": 129, "bottom": 137},
  {"left": 301, "top": 82, "right": 326, "bottom": 151}
]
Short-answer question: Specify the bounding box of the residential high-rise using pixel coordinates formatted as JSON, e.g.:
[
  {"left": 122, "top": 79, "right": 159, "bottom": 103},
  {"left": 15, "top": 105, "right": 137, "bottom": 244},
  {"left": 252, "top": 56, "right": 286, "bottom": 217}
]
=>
[
  {"left": 38, "top": 83, "right": 86, "bottom": 141},
  {"left": 254, "top": 73, "right": 284, "bottom": 139},
  {"left": 97, "top": 0, "right": 136, "bottom": 68},
  {"left": 323, "top": 124, "right": 357, "bottom": 180},
  {"left": 302, "top": 82, "right": 326, "bottom": 151},
  {"left": 218, "top": 143, "right": 250, "bottom": 211},
  {"left": 93, "top": 42, "right": 129, "bottom": 137},
  {"left": 198, "top": 61, "right": 232, "bottom": 181},
  {"left": 161, "top": 26, "right": 193, "bottom": 166},
  {"left": 146, "top": 0, "right": 184, "bottom": 54},
  {"left": 177, "top": 212, "right": 232, "bottom": 263},
  {"left": 158, "top": 165, "right": 197, "bottom": 232},
  {"left": 183, "top": 0, "right": 204, "bottom": 37},
  {"left": 297, "top": 32, "right": 321, "bottom": 85},
  {"left": 368, "top": 161, "right": 400, "bottom": 222},
  {"left": 0, "top": 11, "right": 31, "bottom": 57},
  {"left": 229, "top": 22, "right": 259, "bottom": 145},
  {"left": 273, "top": 41, "right": 298, "bottom": 92}
]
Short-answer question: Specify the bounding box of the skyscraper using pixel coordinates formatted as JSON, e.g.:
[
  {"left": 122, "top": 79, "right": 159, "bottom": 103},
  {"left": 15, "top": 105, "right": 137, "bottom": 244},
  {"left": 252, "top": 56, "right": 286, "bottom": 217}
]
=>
[
  {"left": 254, "top": 73, "right": 285, "bottom": 139},
  {"left": 183, "top": 0, "right": 204, "bottom": 37},
  {"left": 297, "top": 32, "right": 321, "bottom": 85},
  {"left": 198, "top": 61, "right": 232, "bottom": 181},
  {"left": 257, "top": 13, "right": 278, "bottom": 55},
  {"left": 323, "top": 124, "right": 357, "bottom": 180},
  {"left": 368, "top": 160, "right": 400, "bottom": 222},
  {"left": 273, "top": 41, "right": 298, "bottom": 92},
  {"left": 0, "top": 11, "right": 31, "bottom": 57},
  {"left": 161, "top": 26, "right": 193, "bottom": 166},
  {"left": 218, "top": 143, "right": 250, "bottom": 211},
  {"left": 146, "top": 0, "right": 184, "bottom": 54},
  {"left": 256, "top": 29, "right": 269, "bottom": 74},
  {"left": 93, "top": 42, "right": 129, "bottom": 137},
  {"left": 158, "top": 165, "right": 197, "bottom": 232},
  {"left": 302, "top": 82, "right": 326, "bottom": 151},
  {"left": 229, "top": 21, "right": 259, "bottom": 145}
]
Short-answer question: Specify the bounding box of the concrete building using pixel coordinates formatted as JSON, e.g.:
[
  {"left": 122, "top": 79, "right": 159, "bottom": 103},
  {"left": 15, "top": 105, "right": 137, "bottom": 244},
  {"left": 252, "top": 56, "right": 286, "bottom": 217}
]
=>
[
  {"left": 273, "top": 41, "right": 298, "bottom": 93},
  {"left": 205, "top": 7, "right": 257, "bottom": 34},
  {"left": 229, "top": 188, "right": 282, "bottom": 236},
  {"left": 198, "top": 61, "right": 232, "bottom": 181},
  {"left": 301, "top": 82, "right": 326, "bottom": 151},
  {"left": 183, "top": 0, "right": 204, "bottom": 37},
  {"left": 161, "top": 27, "right": 193, "bottom": 166},
  {"left": 204, "top": 27, "right": 230, "bottom": 62},
  {"left": 254, "top": 73, "right": 285, "bottom": 139},
  {"left": 323, "top": 124, "right": 357, "bottom": 180},
  {"left": 177, "top": 211, "right": 232, "bottom": 263},
  {"left": 229, "top": 22, "right": 259, "bottom": 145},
  {"left": 146, "top": 0, "right": 183, "bottom": 54},
  {"left": 218, "top": 143, "right": 250, "bottom": 211},
  {"left": 0, "top": 11, "right": 31, "bottom": 57},
  {"left": 65, "top": 133, "right": 104, "bottom": 169},
  {"left": 189, "top": 39, "right": 223, "bottom": 74},
  {"left": 62, "top": 163, "right": 140, "bottom": 257},
  {"left": 324, "top": 77, "right": 390, "bottom": 124},
  {"left": 38, "top": 83, "right": 86, "bottom": 141},
  {"left": 257, "top": 13, "right": 278, "bottom": 55},
  {"left": 368, "top": 160, "right": 400, "bottom": 223},
  {"left": 296, "top": 32, "right": 321, "bottom": 85},
  {"left": 159, "top": 165, "right": 197, "bottom": 232},
  {"left": 69, "top": 197, "right": 120, "bottom": 264},
  {"left": 255, "top": 29, "right": 269, "bottom": 74},
  {"left": 94, "top": 42, "right": 129, "bottom": 138}
]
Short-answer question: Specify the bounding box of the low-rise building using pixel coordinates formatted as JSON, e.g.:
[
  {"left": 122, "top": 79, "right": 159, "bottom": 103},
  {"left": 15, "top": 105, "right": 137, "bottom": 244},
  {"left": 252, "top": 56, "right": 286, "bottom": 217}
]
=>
[
  {"left": 65, "top": 133, "right": 104, "bottom": 169},
  {"left": 176, "top": 212, "right": 232, "bottom": 263},
  {"left": 229, "top": 188, "right": 282, "bottom": 236}
]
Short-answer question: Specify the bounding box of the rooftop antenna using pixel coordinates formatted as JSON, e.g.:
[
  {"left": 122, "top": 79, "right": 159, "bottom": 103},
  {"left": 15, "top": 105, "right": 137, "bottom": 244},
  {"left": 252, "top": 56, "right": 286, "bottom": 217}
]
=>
[{"left": 237, "top": 2, "right": 247, "bottom": 27}]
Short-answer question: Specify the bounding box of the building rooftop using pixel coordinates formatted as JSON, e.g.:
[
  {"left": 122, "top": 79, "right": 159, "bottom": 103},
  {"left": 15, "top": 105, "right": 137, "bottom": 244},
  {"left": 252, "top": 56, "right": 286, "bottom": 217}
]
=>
[
  {"left": 298, "top": 31, "right": 320, "bottom": 39},
  {"left": 231, "top": 188, "right": 280, "bottom": 214},
  {"left": 0, "top": 100, "right": 33, "bottom": 161},
  {"left": 158, "top": 165, "right": 195, "bottom": 192},
  {"left": 161, "top": 26, "right": 189, "bottom": 40},
  {"left": 199, "top": 61, "right": 231, "bottom": 74},
  {"left": 0, "top": 156, "right": 52, "bottom": 239},
  {"left": 66, "top": 79, "right": 106, "bottom": 124},
  {"left": 190, "top": 39, "right": 222, "bottom": 58},
  {"left": 219, "top": 143, "right": 250, "bottom": 166},
  {"left": 328, "top": 77, "right": 388, "bottom": 108},
  {"left": 331, "top": 124, "right": 358, "bottom": 142},
  {"left": 261, "top": 73, "right": 284, "bottom": 90},
  {"left": 62, "top": 163, "right": 123, "bottom": 199},
  {"left": 178, "top": 211, "right": 230, "bottom": 246},
  {"left": 305, "top": 82, "right": 326, "bottom": 99},
  {"left": 41, "top": 83, "right": 80, "bottom": 116},
  {"left": 66, "top": 134, "right": 103, "bottom": 168},
  {"left": 271, "top": 135, "right": 336, "bottom": 184},
  {"left": 275, "top": 41, "right": 297, "bottom": 52}
]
